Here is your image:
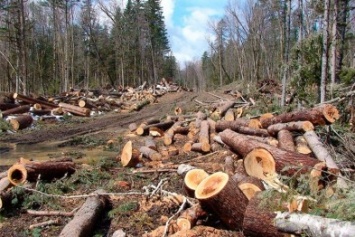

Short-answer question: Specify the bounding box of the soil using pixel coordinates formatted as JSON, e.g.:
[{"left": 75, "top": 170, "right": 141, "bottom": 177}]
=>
[{"left": 0, "top": 90, "right": 243, "bottom": 237}]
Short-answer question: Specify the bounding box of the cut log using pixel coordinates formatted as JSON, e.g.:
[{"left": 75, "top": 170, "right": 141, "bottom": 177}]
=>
[
  {"left": 277, "top": 130, "right": 295, "bottom": 152},
  {"left": 128, "top": 123, "right": 138, "bottom": 132},
  {"left": 145, "top": 137, "right": 157, "bottom": 151},
  {"left": 59, "top": 102, "right": 91, "bottom": 117},
  {"left": 0, "top": 177, "right": 11, "bottom": 192},
  {"left": 195, "top": 111, "right": 207, "bottom": 128},
  {"left": 260, "top": 104, "right": 340, "bottom": 128},
  {"left": 220, "top": 129, "right": 321, "bottom": 176},
  {"left": 211, "top": 100, "right": 235, "bottom": 120},
  {"left": 224, "top": 109, "right": 235, "bottom": 121},
  {"left": 129, "top": 99, "right": 150, "bottom": 111},
  {"left": 223, "top": 156, "right": 235, "bottom": 176},
  {"left": 195, "top": 172, "right": 248, "bottom": 230},
  {"left": 267, "top": 121, "right": 314, "bottom": 136},
  {"left": 13, "top": 93, "right": 58, "bottom": 109},
  {"left": 207, "top": 118, "right": 216, "bottom": 134},
  {"left": 164, "top": 122, "right": 182, "bottom": 145},
  {"left": 243, "top": 194, "right": 289, "bottom": 237},
  {"left": 0, "top": 103, "right": 19, "bottom": 111},
  {"left": 191, "top": 143, "right": 211, "bottom": 153},
  {"left": 136, "top": 121, "right": 174, "bottom": 136},
  {"left": 120, "top": 141, "right": 141, "bottom": 167},
  {"left": 274, "top": 212, "right": 355, "bottom": 237},
  {"left": 174, "top": 106, "right": 183, "bottom": 115},
  {"left": 176, "top": 204, "right": 208, "bottom": 230},
  {"left": 9, "top": 115, "right": 33, "bottom": 130},
  {"left": 303, "top": 130, "right": 339, "bottom": 174},
  {"left": 0, "top": 105, "right": 31, "bottom": 118},
  {"left": 59, "top": 189, "right": 109, "bottom": 237},
  {"left": 139, "top": 146, "right": 162, "bottom": 161},
  {"left": 183, "top": 168, "right": 209, "bottom": 198},
  {"left": 216, "top": 120, "right": 269, "bottom": 137},
  {"left": 295, "top": 136, "right": 312, "bottom": 154},
  {"left": 7, "top": 159, "right": 75, "bottom": 186},
  {"left": 198, "top": 120, "right": 210, "bottom": 151},
  {"left": 78, "top": 99, "right": 98, "bottom": 110}
]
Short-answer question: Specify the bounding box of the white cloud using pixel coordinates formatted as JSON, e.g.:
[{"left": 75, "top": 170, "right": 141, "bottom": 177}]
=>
[{"left": 161, "top": 0, "right": 174, "bottom": 29}]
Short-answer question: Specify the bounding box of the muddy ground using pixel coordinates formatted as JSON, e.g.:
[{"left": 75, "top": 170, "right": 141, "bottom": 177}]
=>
[{"left": 0, "top": 89, "right": 244, "bottom": 237}]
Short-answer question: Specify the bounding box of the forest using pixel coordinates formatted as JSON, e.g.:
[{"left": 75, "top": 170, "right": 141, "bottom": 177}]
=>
[{"left": 0, "top": 0, "right": 355, "bottom": 102}]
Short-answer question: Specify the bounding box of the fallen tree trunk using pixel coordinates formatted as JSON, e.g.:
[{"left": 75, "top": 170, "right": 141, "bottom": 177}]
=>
[
  {"left": 136, "top": 121, "right": 174, "bottom": 136},
  {"left": 9, "top": 115, "right": 33, "bottom": 130},
  {"left": 139, "top": 146, "right": 162, "bottom": 161},
  {"left": 267, "top": 121, "right": 314, "bottom": 136},
  {"left": 211, "top": 100, "right": 235, "bottom": 120},
  {"left": 198, "top": 120, "right": 210, "bottom": 152},
  {"left": 195, "top": 171, "right": 248, "bottom": 230},
  {"left": 164, "top": 122, "right": 182, "bottom": 145},
  {"left": 59, "top": 189, "right": 109, "bottom": 237},
  {"left": 176, "top": 204, "right": 208, "bottom": 230},
  {"left": 260, "top": 104, "right": 340, "bottom": 128},
  {"left": 219, "top": 129, "right": 321, "bottom": 176},
  {"left": 277, "top": 130, "right": 295, "bottom": 152},
  {"left": 13, "top": 93, "right": 58, "bottom": 109},
  {"left": 59, "top": 102, "right": 91, "bottom": 117},
  {"left": 0, "top": 105, "right": 31, "bottom": 118},
  {"left": 7, "top": 159, "right": 75, "bottom": 185},
  {"left": 216, "top": 120, "right": 269, "bottom": 137}
]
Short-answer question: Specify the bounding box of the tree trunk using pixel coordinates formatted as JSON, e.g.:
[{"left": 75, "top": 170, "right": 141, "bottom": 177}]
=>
[
  {"left": 183, "top": 168, "right": 209, "bottom": 198},
  {"left": 9, "top": 115, "right": 33, "bottom": 130},
  {"left": 277, "top": 130, "right": 295, "bottom": 152},
  {"left": 13, "top": 93, "right": 58, "bottom": 109},
  {"left": 216, "top": 120, "right": 269, "bottom": 137},
  {"left": 195, "top": 172, "right": 248, "bottom": 230},
  {"left": 267, "top": 121, "right": 314, "bottom": 136},
  {"left": 59, "top": 102, "right": 91, "bottom": 117},
  {"left": 0, "top": 105, "right": 30, "bottom": 118},
  {"left": 59, "top": 189, "right": 109, "bottom": 237},
  {"left": 320, "top": 0, "right": 330, "bottom": 103}
]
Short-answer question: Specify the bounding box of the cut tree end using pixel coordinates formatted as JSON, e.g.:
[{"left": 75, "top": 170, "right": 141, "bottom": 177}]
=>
[
  {"left": 7, "top": 164, "right": 28, "bottom": 186},
  {"left": 244, "top": 148, "right": 276, "bottom": 180},
  {"left": 323, "top": 104, "right": 340, "bottom": 123},
  {"left": 184, "top": 169, "right": 209, "bottom": 191},
  {"left": 195, "top": 172, "right": 228, "bottom": 199},
  {"left": 120, "top": 141, "right": 141, "bottom": 167},
  {"left": 238, "top": 183, "right": 262, "bottom": 200},
  {"left": 176, "top": 218, "right": 191, "bottom": 230}
]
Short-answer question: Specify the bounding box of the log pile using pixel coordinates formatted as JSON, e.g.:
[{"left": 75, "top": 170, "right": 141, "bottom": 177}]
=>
[{"left": 0, "top": 80, "right": 187, "bottom": 131}]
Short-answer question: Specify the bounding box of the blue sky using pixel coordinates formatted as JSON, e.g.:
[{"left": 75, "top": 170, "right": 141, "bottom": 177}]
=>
[{"left": 161, "top": 0, "right": 229, "bottom": 65}]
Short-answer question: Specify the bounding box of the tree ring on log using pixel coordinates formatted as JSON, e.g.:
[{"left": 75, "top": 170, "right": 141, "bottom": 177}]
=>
[
  {"left": 7, "top": 164, "right": 28, "bottom": 185},
  {"left": 184, "top": 169, "right": 209, "bottom": 197},
  {"left": 238, "top": 183, "right": 262, "bottom": 200},
  {"left": 244, "top": 148, "right": 276, "bottom": 180},
  {"left": 195, "top": 172, "right": 228, "bottom": 199},
  {"left": 322, "top": 104, "right": 340, "bottom": 122},
  {"left": 120, "top": 141, "right": 141, "bottom": 167}
]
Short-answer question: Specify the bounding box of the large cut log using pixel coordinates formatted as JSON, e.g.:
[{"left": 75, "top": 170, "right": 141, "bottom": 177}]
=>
[
  {"left": 0, "top": 105, "right": 31, "bottom": 118},
  {"left": 7, "top": 159, "right": 75, "bottom": 185},
  {"left": 195, "top": 172, "right": 248, "bottom": 230},
  {"left": 277, "top": 130, "right": 295, "bottom": 151},
  {"left": 267, "top": 121, "right": 314, "bottom": 136},
  {"left": 59, "top": 102, "right": 91, "bottom": 117},
  {"left": 13, "top": 93, "right": 58, "bottom": 109},
  {"left": 219, "top": 129, "right": 321, "bottom": 176},
  {"left": 136, "top": 121, "right": 174, "bottom": 136},
  {"left": 9, "top": 115, "right": 33, "bottom": 130},
  {"left": 260, "top": 104, "right": 340, "bottom": 128},
  {"left": 135, "top": 118, "right": 161, "bottom": 134},
  {"left": 183, "top": 168, "right": 209, "bottom": 197},
  {"left": 216, "top": 120, "right": 269, "bottom": 137},
  {"left": 120, "top": 141, "right": 141, "bottom": 167},
  {"left": 243, "top": 193, "right": 290, "bottom": 237},
  {"left": 59, "top": 189, "right": 109, "bottom": 237}
]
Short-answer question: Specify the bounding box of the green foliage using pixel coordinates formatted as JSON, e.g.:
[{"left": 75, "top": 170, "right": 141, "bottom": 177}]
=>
[
  {"left": 30, "top": 228, "right": 42, "bottom": 237},
  {"left": 0, "top": 120, "right": 11, "bottom": 133},
  {"left": 108, "top": 201, "right": 139, "bottom": 218},
  {"left": 339, "top": 67, "right": 355, "bottom": 85}
]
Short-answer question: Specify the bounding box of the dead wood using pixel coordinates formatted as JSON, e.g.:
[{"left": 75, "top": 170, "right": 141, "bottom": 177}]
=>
[
  {"left": 198, "top": 120, "right": 210, "bottom": 151},
  {"left": 59, "top": 189, "right": 109, "bottom": 237},
  {"left": 195, "top": 172, "right": 248, "bottom": 230},
  {"left": 176, "top": 204, "right": 207, "bottom": 230},
  {"left": 183, "top": 168, "right": 209, "bottom": 197},
  {"left": 224, "top": 109, "right": 235, "bottom": 121},
  {"left": 59, "top": 102, "right": 91, "bottom": 117},
  {"left": 9, "top": 115, "right": 33, "bottom": 130},
  {"left": 211, "top": 100, "right": 235, "bottom": 120},
  {"left": 0, "top": 103, "right": 18, "bottom": 110},
  {"left": 13, "top": 93, "right": 58, "bottom": 109},
  {"left": 145, "top": 137, "right": 157, "bottom": 151},
  {"left": 136, "top": 121, "right": 174, "bottom": 136},
  {"left": 191, "top": 142, "right": 211, "bottom": 153},
  {"left": 277, "top": 130, "right": 295, "bottom": 151},
  {"left": 223, "top": 156, "right": 235, "bottom": 176},
  {"left": 260, "top": 104, "right": 340, "bottom": 128},
  {"left": 267, "top": 121, "right": 314, "bottom": 136},
  {"left": 195, "top": 111, "right": 207, "bottom": 128},
  {"left": 128, "top": 123, "right": 138, "bottom": 132},
  {"left": 139, "top": 146, "right": 162, "bottom": 161},
  {"left": 7, "top": 159, "right": 75, "bottom": 185},
  {"left": 219, "top": 129, "right": 321, "bottom": 176},
  {"left": 120, "top": 141, "right": 141, "bottom": 167},
  {"left": 216, "top": 120, "right": 269, "bottom": 137},
  {"left": 0, "top": 177, "right": 11, "bottom": 192},
  {"left": 0, "top": 105, "right": 31, "bottom": 118},
  {"left": 295, "top": 136, "right": 312, "bottom": 154},
  {"left": 164, "top": 121, "right": 182, "bottom": 145},
  {"left": 170, "top": 225, "right": 244, "bottom": 237}
]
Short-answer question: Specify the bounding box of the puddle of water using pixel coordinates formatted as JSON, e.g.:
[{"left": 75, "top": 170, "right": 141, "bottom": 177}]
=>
[{"left": 0, "top": 141, "right": 119, "bottom": 166}]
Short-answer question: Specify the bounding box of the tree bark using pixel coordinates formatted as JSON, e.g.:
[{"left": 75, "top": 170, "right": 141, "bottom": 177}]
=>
[
  {"left": 136, "top": 121, "right": 174, "bottom": 136},
  {"left": 260, "top": 104, "right": 340, "bottom": 128},
  {"left": 0, "top": 105, "right": 31, "bottom": 118},
  {"left": 176, "top": 204, "right": 207, "bottom": 231},
  {"left": 216, "top": 120, "right": 269, "bottom": 137},
  {"left": 120, "top": 141, "right": 141, "bottom": 167},
  {"left": 320, "top": 0, "right": 330, "bottom": 103},
  {"left": 267, "top": 121, "right": 314, "bottom": 136},
  {"left": 59, "top": 102, "right": 91, "bottom": 117},
  {"left": 277, "top": 130, "right": 295, "bottom": 152},
  {"left": 183, "top": 168, "right": 209, "bottom": 198},
  {"left": 13, "top": 93, "right": 57, "bottom": 109},
  {"left": 139, "top": 146, "right": 162, "bottom": 161},
  {"left": 9, "top": 115, "right": 33, "bottom": 130},
  {"left": 59, "top": 189, "right": 109, "bottom": 237}
]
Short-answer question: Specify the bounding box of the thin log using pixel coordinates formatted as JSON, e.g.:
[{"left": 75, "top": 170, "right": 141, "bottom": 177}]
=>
[
  {"left": 0, "top": 105, "right": 31, "bottom": 118},
  {"left": 274, "top": 212, "right": 355, "bottom": 237},
  {"left": 136, "top": 121, "right": 174, "bottom": 136},
  {"left": 220, "top": 129, "right": 321, "bottom": 176},
  {"left": 120, "top": 141, "right": 141, "bottom": 167},
  {"left": 260, "top": 104, "right": 340, "bottom": 128},
  {"left": 164, "top": 122, "right": 182, "bottom": 145},
  {"left": 78, "top": 99, "right": 98, "bottom": 110},
  {"left": 9, "top": 115, "right": 33, "bottom": 130},
  {"left": 216, "top": 120, "right": 269, "bottom": 137},
  {"left": 277, "top": 130, "right": 295, "bottom": 152},
  {"left": 191, "top": 143, "right": 210, "bottom": 153},
  {"left": 199, "top": 120, "right": 210, "bottom": 151},
  {"left": 128, "top": 123, "right": 138, "bottom": 132},
  {"left": 29, "top": 219, "right": 61, "bottom": 230},
  {"left": 59, "top": 102, "right": 91, "bottom": 117},
  {"left": 145, "top": 137, "right": 157, "bottom": 151},
  {"left": 183, "top": 168, "right": 209, "bottom": 198},
  {"left": 0, "top": 103, "right": 19, "bottom": 110},
  {"left": 13, "top": 93, "right": 58, "bottom": 109},
  {"left": 176, "top": 204, "right": 208, "bottom": 230},
  {"left": 195, "top": 172, "right": 248, "bottom": 230},
  {"left": 267, "top": 121, "right": 314, "bottom": 136},
  {"left": 295, "top": 136, "right": 312, "bottom": 154},
  {"left": 0, "top": 177, "right": 12, "bottom": 192},
  {"left": 211, "top": 100, "right": 235, "bottom": 120},
  {"left": 139, "top": 146, "right": 162, "bottom": 161},
  {"left": 195, "top": 111, "right": 207, "bottom": 128},
  {"left": 59, "top": 189, "right": 109, "bottom": 237},
  {"left": 7, "top": 159, "right": 75, "bottom": 186}
]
